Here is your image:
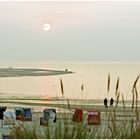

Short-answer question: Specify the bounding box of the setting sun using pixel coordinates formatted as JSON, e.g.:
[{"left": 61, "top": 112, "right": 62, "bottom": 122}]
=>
[{"left": 43, "top": 23, "right": 51, "bottom": 31}]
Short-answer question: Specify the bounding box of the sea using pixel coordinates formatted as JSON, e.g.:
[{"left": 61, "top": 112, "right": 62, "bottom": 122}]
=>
[{"left": 0, "top": 61, "right": 139, "bottom": 102}]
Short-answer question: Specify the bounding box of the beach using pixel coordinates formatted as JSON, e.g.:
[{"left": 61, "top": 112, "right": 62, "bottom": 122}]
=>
[
  {"left": 0, "top": 61, "right": 140, "bottom": 138},
  {"left": 1, "top": 0, "right": 140, "bottom": 138},
  {"left": 0, "top": 103, "right": 139, "bottom": 139}
]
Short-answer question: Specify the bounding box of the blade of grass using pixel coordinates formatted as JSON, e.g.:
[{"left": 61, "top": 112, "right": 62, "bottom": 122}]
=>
[
  {"left": 66, "top": 98, "right": 71, "bottom": 110},
  {"left": 131, "top": 92, "right": 135, "bottom": 111},
  {"left": 81, "top": 84, "right": 84, "bottom": 91},
  {"left": 60, "top": 78, "right": 64, "bottom": 96},
  {"left": 107, "top": 73, "right": 110, "bottom": 92},
  {"left": 122, "top": 93, "right": 125, "bottom": 110},
  {"left": 81, "top": 84, "right": 84, "bottom": 100},
  {"left": 132, "top": 75, "right": 140, "bottom": 93},
  {"left": 115, "top": 77, "right": 119, "bottom": 96},
  {"left": 134, "top": 87, "right": 139, "bottom": 122},
  {"left": 135, "top": 86, "right": 138, "bottom": 102}
]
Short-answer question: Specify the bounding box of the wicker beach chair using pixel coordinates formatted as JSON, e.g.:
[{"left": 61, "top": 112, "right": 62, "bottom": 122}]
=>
[
  {"left": 87, "top": 110, "right": 101, "bottom": 125},
  {"left": 40, "top": 108, "right": 56, "bottom": 126},
  {"left": 15, "top": 107, "right": 32, "bottom": 121},
  {"left": 73, "top": 108, "right": 83, "bottom": 122}
]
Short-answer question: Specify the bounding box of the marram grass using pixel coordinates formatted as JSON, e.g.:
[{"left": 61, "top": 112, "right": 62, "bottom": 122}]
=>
[{"left": 7, "top": 75, "right": 140, "bottom": 138}]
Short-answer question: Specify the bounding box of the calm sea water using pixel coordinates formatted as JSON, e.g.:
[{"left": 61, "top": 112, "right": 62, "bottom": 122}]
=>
[{"left": 0, "top": 61, "right": 140, "bottom": 101}]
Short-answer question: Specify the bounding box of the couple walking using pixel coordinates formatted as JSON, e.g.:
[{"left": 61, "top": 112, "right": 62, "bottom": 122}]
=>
[{"left": 104, "top": 97, "right": 114, "bottom": 107}]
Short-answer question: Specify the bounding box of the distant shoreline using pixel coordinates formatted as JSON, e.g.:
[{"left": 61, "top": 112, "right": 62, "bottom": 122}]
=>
[{"left": 0, "top": 68, "right": 73, "bottom": 77}]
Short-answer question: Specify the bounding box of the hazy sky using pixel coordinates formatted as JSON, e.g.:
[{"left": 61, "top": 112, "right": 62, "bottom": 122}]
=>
[{"left": 0, "top": 1, "right": 140, "bottom": 61}]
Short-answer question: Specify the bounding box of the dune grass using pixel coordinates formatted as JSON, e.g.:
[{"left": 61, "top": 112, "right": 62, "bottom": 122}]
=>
[
  {"left": 3, "top": 74, "right": 140, "bottom": 138},
  {"left": 9, "top": 112, "right": 139, "bottom": 139}
]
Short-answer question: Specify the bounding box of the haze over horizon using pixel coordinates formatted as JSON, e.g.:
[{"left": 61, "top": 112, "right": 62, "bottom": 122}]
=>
[{"left": 0, "top": 1, "right": 140, "bottom": 61}]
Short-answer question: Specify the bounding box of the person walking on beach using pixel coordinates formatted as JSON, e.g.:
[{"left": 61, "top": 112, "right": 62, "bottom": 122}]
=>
[
  {"left": 104, "top": 98, "right": 108, "bottom": 107},
  {"left": 110, "top": 98, "right": 114, "bottom": 106}
]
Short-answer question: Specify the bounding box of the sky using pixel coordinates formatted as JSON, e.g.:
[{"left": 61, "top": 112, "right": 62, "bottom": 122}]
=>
[{"left": 0, "top": 1, "right": 140, "bottom": 61}]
